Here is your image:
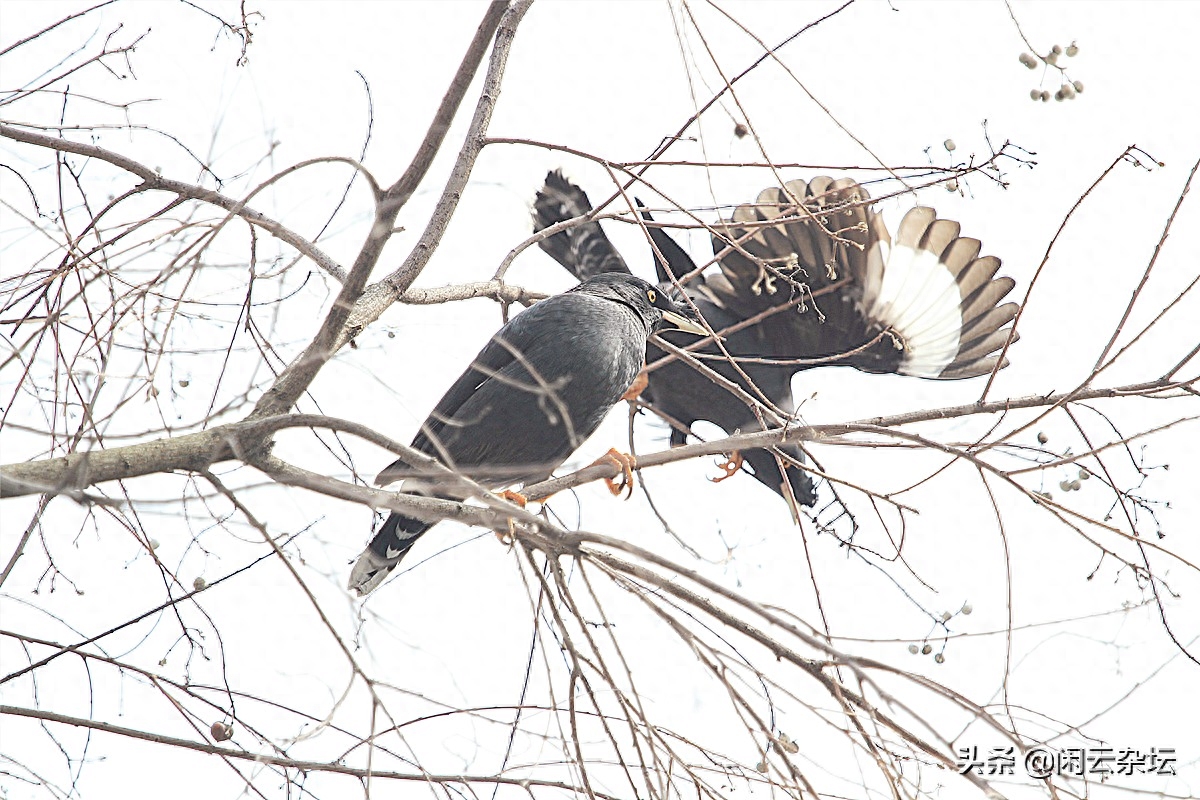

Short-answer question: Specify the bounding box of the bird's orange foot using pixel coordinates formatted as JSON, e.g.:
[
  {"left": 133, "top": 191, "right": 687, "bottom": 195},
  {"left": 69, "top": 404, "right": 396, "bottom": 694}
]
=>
[
  {"left": 621, "top": 369, "right": 649, "bottom": 401},
  {"left": 710, "top": 451, "right": 743, "bottom": 483},
  {"left": 593, "top": 447, "right": 637, "bottom": 498},
  {"left": 494, "top": 490, "right": 528, "bottom": 544}
]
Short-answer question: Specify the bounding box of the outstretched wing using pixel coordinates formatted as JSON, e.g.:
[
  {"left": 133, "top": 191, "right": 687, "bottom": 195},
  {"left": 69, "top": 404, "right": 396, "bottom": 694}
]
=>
[{"left": 705, "top": 177, "right": 1017, "bottom": 378}]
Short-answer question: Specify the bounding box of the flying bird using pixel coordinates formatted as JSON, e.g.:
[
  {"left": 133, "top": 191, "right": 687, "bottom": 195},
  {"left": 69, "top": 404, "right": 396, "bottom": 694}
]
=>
[
  {"left": 349, "top": 272, "right": 707, "bottom": 596},
  {"left": 533, "top": 171, "right": 1018, "bottom": 510}
]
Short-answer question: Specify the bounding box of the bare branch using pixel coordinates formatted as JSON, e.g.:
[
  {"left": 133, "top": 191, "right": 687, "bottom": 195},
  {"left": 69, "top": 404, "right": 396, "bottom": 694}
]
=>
[
  {"left": 0, "top": 123, "right": 348, "bottom": 281},
  {"left": 249, "top": 0, "right": 522, "bottom": 419}
]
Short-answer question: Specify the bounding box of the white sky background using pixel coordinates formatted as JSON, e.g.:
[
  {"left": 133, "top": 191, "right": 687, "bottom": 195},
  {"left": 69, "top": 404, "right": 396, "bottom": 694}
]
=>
[{"left": 1, "top": 1, "right": 1198, "bottom": 799}]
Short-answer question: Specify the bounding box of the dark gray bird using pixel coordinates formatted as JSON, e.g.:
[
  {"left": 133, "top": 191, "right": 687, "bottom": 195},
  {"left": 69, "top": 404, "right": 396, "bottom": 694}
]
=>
[
  {"left": 349, "top": 272, "right": 706, "bottom": 596},
  {"left": 533, "top": 171, "right": 1018, "bottom": 510}
]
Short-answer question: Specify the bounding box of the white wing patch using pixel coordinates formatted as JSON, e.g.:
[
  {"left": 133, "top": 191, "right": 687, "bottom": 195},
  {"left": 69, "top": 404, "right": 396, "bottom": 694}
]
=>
[{"left": 868, "top": 243, "right": 962, "bottom": 378}]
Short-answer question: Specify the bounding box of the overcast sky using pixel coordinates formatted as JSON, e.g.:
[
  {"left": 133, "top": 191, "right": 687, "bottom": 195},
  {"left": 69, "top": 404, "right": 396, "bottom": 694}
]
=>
[{"left": 2, "top": 2, "right": 1198, "bottom": 799}]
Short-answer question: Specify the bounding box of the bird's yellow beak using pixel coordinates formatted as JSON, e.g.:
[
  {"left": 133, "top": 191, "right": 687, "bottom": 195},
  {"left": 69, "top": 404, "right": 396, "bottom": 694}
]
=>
[{"left": 661, "top": 310, "right": 709, "bottom": 337}]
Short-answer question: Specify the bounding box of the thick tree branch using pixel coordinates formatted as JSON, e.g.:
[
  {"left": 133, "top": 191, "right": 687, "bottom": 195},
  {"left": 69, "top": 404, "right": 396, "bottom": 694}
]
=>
[
  {"left": 2, "top": 379, "right": 1185, "bottom": 500},
  {"left": 250, "top": 0, "right": 520, "bottom": 419},
  {"left": 0, "top": 427, "right": 232, "bottom": 499},
  {"left": 399, "top": 279, "right": 545, "bottom": 306},
  {"left": 340, "top": 1, "right": 533, "bottom": 343}
]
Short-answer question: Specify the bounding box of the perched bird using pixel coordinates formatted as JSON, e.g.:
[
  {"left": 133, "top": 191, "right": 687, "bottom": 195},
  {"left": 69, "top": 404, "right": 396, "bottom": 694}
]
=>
[
  {"left": 533, "top": 171, "right": 1018, "bottom": 509},
  {"left": 349, "top": 272, "right": 707, "bottom": 596}
]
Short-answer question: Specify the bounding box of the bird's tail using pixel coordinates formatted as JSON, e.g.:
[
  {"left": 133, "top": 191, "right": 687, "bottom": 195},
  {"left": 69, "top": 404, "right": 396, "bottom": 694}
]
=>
[
  {"left": 533, "top": 170, "right": 630, "bottom": 279},
  {"left": 347, "top": 512, "right": 431, "bottom": 597},
  {"left": 861, "top": 206, "right": 1018, "bottom": 379}
]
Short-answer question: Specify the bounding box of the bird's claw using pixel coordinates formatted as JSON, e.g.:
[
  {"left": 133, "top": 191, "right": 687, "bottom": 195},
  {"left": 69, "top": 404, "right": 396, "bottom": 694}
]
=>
[
  {"left": 595, "top": 447, "right": 637, "bottom": 498},
  {"left": 710, "top": 451, "right": 743, "bottom": 483},
  {"left": 494, "top": 490, "right": 527, "bottom": 544}
]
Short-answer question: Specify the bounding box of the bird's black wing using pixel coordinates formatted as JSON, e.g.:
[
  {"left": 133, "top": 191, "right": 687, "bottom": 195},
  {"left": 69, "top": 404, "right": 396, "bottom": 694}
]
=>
[
  {"left": 374, "top": 326, "right": 518, "bottom": 486},
  {"left": 533, "top": 170, "right": 631, "bottom": 280},
  {"left": 375, "top": 308, "right": 538, "bottom": 487},
  {"left": 376, "top": 293, "right": 639, "bottom": 488}
]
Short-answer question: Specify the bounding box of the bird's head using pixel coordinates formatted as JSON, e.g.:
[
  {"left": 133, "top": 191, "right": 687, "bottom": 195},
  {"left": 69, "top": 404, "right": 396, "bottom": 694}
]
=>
[{"left": 575, "top": 273, "right": 708, "bottom": 337}]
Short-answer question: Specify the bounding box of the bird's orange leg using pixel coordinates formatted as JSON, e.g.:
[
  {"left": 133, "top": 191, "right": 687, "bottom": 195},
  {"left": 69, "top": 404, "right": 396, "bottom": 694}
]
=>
[
  {"left": 496, "top": 489, "right": 528, "bottom": 508},
  {"left": 494, "top": 490, "right": 528, "bottom": 544},
  {"left": 621, "top": 369, "right": 649, "bottom": 401},
  {"left": 592, "top": 447, "right": 637, "bottom": 498},
  {"left": 710, "top": 451, "right": 743, "bottom": 483}
]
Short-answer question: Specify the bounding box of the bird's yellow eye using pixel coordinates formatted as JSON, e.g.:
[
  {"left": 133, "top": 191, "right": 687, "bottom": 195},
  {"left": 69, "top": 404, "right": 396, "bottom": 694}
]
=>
[{"left": 647, "top": 289, "right": 657, "bottom": 303}]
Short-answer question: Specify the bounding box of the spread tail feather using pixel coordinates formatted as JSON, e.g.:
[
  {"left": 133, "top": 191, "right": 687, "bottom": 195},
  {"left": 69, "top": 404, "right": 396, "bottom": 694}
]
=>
[{"left": 348, "top": 512, "right": 431, "bottom": 597}]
